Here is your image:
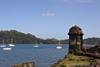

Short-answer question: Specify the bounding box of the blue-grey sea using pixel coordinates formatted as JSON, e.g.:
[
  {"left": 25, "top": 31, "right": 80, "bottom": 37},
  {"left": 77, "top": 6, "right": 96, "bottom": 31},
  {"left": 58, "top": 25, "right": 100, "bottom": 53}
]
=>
[{"left": 0, "top": 44, "right": 95, "bottom": 67}]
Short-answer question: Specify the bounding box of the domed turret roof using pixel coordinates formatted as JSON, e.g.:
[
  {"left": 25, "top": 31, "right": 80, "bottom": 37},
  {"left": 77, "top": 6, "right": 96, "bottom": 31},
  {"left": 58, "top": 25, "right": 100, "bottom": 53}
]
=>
[{"left": 68, "top": 25, "right": 84, "bottom": 35}]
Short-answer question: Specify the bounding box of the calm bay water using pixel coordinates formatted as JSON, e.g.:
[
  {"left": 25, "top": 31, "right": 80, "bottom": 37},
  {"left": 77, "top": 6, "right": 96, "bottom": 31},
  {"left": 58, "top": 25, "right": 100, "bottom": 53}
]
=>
[
  {"left": 0, "top": 44, "right": 69, "bottom": 67},
  {"left": 0, "top": 44, "right": 95, "bottom": 67}
]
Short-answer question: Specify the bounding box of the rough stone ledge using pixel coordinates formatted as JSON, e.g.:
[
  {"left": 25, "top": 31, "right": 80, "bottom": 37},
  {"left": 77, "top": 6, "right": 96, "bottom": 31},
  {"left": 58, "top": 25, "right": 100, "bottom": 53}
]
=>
[{"left": 11, "top": 62, "right": 35, "bottom": 67}]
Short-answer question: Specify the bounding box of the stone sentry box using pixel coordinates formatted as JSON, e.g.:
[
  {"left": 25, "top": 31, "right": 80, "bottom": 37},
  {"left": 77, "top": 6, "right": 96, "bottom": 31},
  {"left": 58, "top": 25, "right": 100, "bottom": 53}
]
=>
[{"left": 68, "top": 25, "right": 84, "bottom": 54}]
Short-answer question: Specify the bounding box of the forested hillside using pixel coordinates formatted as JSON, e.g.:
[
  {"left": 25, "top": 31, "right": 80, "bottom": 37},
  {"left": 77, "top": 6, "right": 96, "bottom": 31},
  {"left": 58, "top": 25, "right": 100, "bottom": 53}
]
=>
[
  {"left": 0, "top": 30, "right": 67, "bottom": 44},
  {"left": 0, "top": 30, "right": 100, "bottom": 44},
  {"left": 83, "top": 37, "right": 100, "bottom": 45}
]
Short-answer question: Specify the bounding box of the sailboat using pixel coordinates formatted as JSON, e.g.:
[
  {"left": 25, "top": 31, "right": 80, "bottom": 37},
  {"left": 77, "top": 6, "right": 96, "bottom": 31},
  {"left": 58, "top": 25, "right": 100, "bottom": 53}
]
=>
[
  {"left": 0, "top": 39, "right": 6, "bottom": 47},
  {"left": 56, "top": 40, "right": 62, "bottom": 49},
  {"left": 8, "top": 38, "right": 15, "bottom": 47},
  {"left": 3, "top": 39, "right": 11, "bottom": 50},
  {"left": 3, "top": 47, "right": 11, "bottom": 50},
  {"left": 33, "top": 41, "right": 39, "bottom": 47}
]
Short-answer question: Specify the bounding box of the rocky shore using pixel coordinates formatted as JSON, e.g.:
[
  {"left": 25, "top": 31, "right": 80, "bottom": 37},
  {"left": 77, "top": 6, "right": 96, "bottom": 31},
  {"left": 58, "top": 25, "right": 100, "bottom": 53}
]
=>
[
  {"left": 11, "top": 62, "right": 35, "bottom": 67},
  {"left": 51, "top": 45, "right": 100, "bottom": 67},
  {"left": 11, "top": 25, "right": 100, "bottom": 67}
]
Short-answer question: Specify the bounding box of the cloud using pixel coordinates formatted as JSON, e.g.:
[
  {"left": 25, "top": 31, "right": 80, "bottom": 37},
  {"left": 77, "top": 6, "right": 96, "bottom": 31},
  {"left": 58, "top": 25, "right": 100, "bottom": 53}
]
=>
[
  {"left": 63, "top": 0, "right": 93, "bottom": 2},
  {"left": 42, "top": 11, "right": 55, "bottom": 16},
  {"left": 64, "top": 0, "right": 69, "bottom": 1},
  {"left": 77, "top": 0, "right": 93, "bottom": 3}
]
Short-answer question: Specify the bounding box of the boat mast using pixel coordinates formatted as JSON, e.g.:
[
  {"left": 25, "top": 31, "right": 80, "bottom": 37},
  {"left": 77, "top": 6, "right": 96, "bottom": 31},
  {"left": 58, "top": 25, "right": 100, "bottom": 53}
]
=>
[
  {"left": 36, "top": 41, "right": 38, "bottom": 44},
  {"left": 11, "top": 37, "right": 13, "bottom": 44},
  {"left": 59, "top": 39, "right": 60, "bottom": 46},
  {"left": 3, "top": 39, "right": 4, "bottom": 44}
]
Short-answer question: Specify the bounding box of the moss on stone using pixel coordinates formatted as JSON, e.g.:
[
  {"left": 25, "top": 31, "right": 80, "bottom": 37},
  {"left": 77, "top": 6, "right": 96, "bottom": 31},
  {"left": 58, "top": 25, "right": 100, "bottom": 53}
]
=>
[{"left": 51, "top": 54, "right": 93, "bottom": 67}]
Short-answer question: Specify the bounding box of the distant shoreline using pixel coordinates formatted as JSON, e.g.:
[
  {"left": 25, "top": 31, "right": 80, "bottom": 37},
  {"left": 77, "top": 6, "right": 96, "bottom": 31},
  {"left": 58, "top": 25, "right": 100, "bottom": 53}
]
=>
[{"left": 0, "top": 30, "right": 99, "bottom": 44}]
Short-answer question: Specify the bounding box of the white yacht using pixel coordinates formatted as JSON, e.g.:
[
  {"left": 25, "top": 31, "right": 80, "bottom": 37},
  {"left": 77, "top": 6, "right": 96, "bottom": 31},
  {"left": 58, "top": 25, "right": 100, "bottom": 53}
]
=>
[
  {"left": 56, "top": 40, "right": 62, "bottom": 49},
  {"left": 3, "top": 39, "right": 11, "bottom": 50},
  {"left": 56, "top": 46, "right": 62, "bottom": 49},
  {"left": 33, "top": 45, "right": 39, "bottom": 47},
  {"left": 33, "top": 41, "right": 39, "bottom": 47},
  {"left": 3, "top": 47, "right": 11, "bottom": 50},
  {"left": 0, "top": 39, "right": 6, "bottom": 47},
  {"left": 8, "top": 38, "right": 15, "bottom": 47},
  {"left": 0, "top": 45, "right": 6, "bottom": 47},
  {"left": 8, "top": 44, "right": 15, "bottom": 47}
]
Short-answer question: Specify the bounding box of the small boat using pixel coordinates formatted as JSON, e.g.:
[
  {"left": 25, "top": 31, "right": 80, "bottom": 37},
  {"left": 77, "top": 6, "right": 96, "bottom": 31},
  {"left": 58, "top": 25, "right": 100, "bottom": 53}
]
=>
[
  {"left": 3, "top": 39, "right": 11, "bottom": 50},
  {"left": 8, "top": 44, "right": 15, "bottom": 47},
  {"left": 0, "top": 39, "right": 6, "bottom": 47},
  {"left": 33, "top": 41, "right": 39, "bottom": 47},
  {"left": 56, "top": 45, "right": 62, "bottom": 49},
  {"left": 0, "top": 45, "right": 6, "bottom": 47},
  {"left": 56, "top": 40, "right": 62, "bottom": 49},
  {"left": 8, "top": 38, "right": 15, "bottom": 47},
  {"left": 33, "top": 45, "right": 39, "bottom": 47},
  {"left": 3, "top": 48, "right": 11, "bottom": 50}
]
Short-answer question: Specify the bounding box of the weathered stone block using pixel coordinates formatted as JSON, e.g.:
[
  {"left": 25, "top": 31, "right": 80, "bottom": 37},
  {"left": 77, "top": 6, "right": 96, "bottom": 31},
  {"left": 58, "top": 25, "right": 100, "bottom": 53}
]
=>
[
  {"left": 11, "top": 62, "right": 35, "bottom": 67},
  {"left": 68, "top": 25, "right": 84, "bottom": 54}
]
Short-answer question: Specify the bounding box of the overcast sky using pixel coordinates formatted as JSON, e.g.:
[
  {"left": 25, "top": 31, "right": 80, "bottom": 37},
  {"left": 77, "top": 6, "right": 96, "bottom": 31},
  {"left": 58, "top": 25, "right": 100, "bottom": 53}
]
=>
[{"left": 0, "top": 0, "right": 100, "bottom": 40}]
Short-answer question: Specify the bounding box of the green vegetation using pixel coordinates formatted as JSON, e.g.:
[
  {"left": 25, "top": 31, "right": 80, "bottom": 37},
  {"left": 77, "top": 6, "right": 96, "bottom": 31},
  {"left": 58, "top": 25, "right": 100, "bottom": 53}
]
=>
[
  {"left": 64, "top": 59, "right": 91, "bottom": 67},
  {"left": 52, "top": 54, "right": 92, "bottom": 67},
  {"left": 84, "top": 37, "right": 100, "bottom": 45},
  {"left": 0, "top": 30, "right": 67, "bottom": 44},
  {"left": 0, "top": 30, "right": 100, "bottom": 44}
]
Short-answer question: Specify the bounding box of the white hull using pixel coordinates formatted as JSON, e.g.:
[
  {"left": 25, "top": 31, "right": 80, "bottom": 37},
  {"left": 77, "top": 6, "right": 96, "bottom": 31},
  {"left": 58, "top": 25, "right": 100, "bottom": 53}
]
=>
[
  {"left": 3, "top": 48, "right": 11, "bottom": 50},
  {"left": 9, "top": 38, "right": 15, "bottom": 47},
  {"left": 56, "top": 46, "right": 62, "bottom": 49},
  {"left": 0, "top": 45, "right": 6, "bottom": 47},
  {"left": 8, "top": 44, "right": 15, "bottom": 47},
  {"left": 56, "top": 39, "right": 62, "bottom": 49},
  {"left": 33, "top": 45, "right": 39, "bottom": 47},
  {"left": 33, "top": 41, "right": 39, "bottom": 47}
]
